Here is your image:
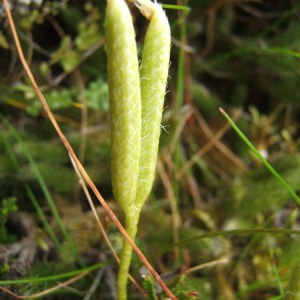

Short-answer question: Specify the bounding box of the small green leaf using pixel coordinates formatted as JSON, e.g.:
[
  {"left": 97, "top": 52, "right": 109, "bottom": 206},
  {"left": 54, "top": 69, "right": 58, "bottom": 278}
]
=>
[
  {"left": 0, "top": 31, "right": 9, "bottom": 49},
  {"left": 84, "top": 78, "right": 109, "bottom": 111},
  {"left": 76, "top": 23, "right": 101, "bottom": 52},
  {"left": 60, "top": 50, "right": 81, "bottom": 72},
  {"left": 285, "top": 264, "right": 300, "bottom": 300}
]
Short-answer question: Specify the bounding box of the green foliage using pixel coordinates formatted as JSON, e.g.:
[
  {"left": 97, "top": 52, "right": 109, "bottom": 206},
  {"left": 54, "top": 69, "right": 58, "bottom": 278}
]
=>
[
  {"left": 50, "top": 2, "right": 102, "bottom": 73},
  {"left": 51, "top": 36, "right": 81, "bottom": 73},
  {"left": 0, "top": 31, "right": 9, "bottom": 49},
  {"left": 0, "top": 263, "right": 10, "bottom": 277},
  {"left": 142, "top": 274, "right": 198, "bottom": 300},
  {"left": 143, "top": 275, "right": 158, "bottom": 300},
  {"left": 15, "top": 78, "right": 109, "bottom": 117},
  {"left": 284, "top": 263, "right": 300, "bottom": 300},
  {"left": 75, "top": 3, "right": 101, "bottom": 52},
  {"left": 14, "top": 261, "right": 107, "bottom": 298},
  {"left": 225, "top": 155, "right": 300, "bottom": 217},
  {"left": 26, "top": 87, "right": 76, "bottom": 116},
  {"left": 191, "top": 81, "right": 220, "bottom": 118},
  {"left": 169, "top": 275, "right": 199, "bottom": 300},
  {"left": 0, "top": 197, "right": 18, "bottom": 244},
  {"left": 84, "top": 78, "right": 109, "bottom": 111},
  {"left": 221, "top": 107, "right": 300, "bottom": 210},
  {"left": 0, "top": 1, "right": 67, "bottom": 31}
]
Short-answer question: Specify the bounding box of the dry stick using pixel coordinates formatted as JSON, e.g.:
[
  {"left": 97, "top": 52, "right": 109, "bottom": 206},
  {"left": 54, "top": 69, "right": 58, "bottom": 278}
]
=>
[{"left": 3, "top": 1, "right": 177, "bottom": 299}]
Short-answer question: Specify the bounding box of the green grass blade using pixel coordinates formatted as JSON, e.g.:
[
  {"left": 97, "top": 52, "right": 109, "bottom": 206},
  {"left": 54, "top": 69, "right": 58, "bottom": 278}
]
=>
[
  {"left": 162, "top": 4, "right": 190, "bottom": 12},
  {"left": 175, "top": 2, "right": 188, "bottom": 111},
  {"left": 0, "top": 261, "right": 107, "bottom": 285},
  {"left": 219, "top": 108, "right": 300, "bottom": 206}
]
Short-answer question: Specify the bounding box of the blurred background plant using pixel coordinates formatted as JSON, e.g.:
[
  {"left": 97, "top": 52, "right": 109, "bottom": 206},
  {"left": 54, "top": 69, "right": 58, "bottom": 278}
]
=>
[{"left": 1, "top": 0, "right": 300, "bottom": 299}]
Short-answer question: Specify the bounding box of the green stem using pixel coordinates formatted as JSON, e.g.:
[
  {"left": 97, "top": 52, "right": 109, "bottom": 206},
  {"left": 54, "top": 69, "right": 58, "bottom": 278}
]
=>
[
  {"left": 175, "top": 1, "right": 187, "bottom": 112},
  {"left": 117, "top": 212, "right": 140, "bottom": 300}
]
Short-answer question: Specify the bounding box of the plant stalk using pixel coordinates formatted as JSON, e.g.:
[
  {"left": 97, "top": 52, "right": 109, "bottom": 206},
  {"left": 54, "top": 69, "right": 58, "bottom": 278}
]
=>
[{"left": 117, "top": 212, "right": 140, "bottom": 300}]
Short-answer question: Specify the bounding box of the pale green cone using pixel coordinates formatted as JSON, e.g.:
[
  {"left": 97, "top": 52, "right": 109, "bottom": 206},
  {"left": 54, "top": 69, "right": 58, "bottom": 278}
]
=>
[
  {"left": 135, "top": 4, "right": 171, "bottom": 208},
  {"left": 105, "top": 0, "right": 141, "bottom": 214},
  {"left": 105, "top": 1, "right": 171, "bottom": 299}
]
